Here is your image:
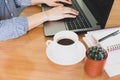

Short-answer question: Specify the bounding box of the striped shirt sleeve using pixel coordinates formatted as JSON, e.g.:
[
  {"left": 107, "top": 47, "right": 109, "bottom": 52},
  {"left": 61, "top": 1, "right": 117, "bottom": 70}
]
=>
[
  {"left": 0, "top": 17, "right": 28, "bottom": 41},
  {"left": 15, "top": 0, "right": 31, "bottom": 7}
]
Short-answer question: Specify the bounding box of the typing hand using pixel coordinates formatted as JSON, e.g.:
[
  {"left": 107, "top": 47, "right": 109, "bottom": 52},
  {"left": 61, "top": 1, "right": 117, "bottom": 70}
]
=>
[
  {"left": 42, "top": 0, "right": 72, "bottom": 7},
  {"left": 44, "top": 6, "right": 79, "bottom": 21}
]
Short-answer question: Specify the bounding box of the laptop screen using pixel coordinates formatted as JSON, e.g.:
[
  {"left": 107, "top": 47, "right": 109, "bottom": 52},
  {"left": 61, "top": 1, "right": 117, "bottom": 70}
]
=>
[{"left": 84, "top": 0, "right": 114, "bottom": 28}]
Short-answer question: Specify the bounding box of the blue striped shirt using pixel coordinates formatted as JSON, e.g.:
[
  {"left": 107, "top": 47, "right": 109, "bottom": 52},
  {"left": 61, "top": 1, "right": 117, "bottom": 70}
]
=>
[{"left": 0, "top": 0, "right": 31, "bottom": 41}]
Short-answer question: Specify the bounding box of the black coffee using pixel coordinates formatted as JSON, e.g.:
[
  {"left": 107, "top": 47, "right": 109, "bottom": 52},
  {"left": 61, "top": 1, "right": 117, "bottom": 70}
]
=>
[{"left": 57, "top": 38, "right": 74, "bottom": 45}]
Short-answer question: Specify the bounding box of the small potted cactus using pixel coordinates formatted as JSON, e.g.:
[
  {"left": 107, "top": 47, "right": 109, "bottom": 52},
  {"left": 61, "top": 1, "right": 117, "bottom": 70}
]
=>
[{"left": 84, "top": 46, "right": 108, "bottom": 77}]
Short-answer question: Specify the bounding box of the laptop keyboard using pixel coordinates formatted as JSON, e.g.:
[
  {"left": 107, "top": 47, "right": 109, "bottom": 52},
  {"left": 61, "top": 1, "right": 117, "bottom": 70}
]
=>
[{"left": 64, "top": 0, "right": 92, "bottom": 30}]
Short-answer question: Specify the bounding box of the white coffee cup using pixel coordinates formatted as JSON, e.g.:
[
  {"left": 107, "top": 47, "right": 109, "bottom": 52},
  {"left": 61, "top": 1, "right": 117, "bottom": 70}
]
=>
[{"left": 46, "top": 31, "right": 86, "bottom": 65}]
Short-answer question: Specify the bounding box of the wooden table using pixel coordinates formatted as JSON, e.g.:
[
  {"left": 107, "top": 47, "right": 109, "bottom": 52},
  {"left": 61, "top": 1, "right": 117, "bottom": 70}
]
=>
[
  {"left": 105, "top": 0, "right": 120, "bottom": 27},
  {"left": 0, "top": 1, "right": 120, "bottom": 80}
]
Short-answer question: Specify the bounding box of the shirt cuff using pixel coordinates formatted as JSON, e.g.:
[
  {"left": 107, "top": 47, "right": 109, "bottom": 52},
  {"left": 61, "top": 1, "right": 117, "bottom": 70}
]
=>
[
  {"left": 15, "top": 0, "right": 31, "bottom": 7},
  {"left": 0, "top": 17, "right": 28, "bottom": 41},
  {"left": 13, "top": 17, "right": 28, "bottom": 37}
]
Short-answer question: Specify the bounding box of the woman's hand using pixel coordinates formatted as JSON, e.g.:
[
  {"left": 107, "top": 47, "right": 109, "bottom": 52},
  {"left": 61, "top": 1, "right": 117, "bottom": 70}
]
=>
[
  {"left": 31, "top": 0, "right": 72, "bottom": 6},
  {"left": 43, "top": 6, "right": 79, "bottom": 21},
  {"left": 27, "top": 5, "right": 79, "bottom": 30},
  {"left": 41, "top": 0, "right": 72, "bottom": 7}
]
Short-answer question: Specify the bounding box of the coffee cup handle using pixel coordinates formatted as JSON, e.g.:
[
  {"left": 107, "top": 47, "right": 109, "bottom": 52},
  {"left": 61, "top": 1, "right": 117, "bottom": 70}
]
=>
[{"left": 46, "top": 40, "right": 53, "bottom": 46}]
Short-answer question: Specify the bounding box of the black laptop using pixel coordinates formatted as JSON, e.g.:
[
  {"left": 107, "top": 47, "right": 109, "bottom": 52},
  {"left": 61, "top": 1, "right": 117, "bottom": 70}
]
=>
[{"left": 42, "top": 0, "right": 114, "bottom": 36}]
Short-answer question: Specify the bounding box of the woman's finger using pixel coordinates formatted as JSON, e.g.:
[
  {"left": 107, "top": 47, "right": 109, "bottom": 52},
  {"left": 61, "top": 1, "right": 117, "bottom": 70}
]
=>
[
  {"left": 63, "top": 7, "right": 79, "bottom": 15},
  {"left": 57, "top": 0, "right": 72, "bottom": 4},
  {"left": 63, "top": 14, "right": 77, "bottom": 18}
]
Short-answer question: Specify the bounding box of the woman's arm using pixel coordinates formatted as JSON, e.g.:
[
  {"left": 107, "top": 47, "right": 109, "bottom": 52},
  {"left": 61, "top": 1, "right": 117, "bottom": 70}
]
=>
[
  {"left": 27, "top": 6, "right": 79, "bottom": 30},
  {"left": 0, "top": 2, "right": 78, "bottom": 41}
]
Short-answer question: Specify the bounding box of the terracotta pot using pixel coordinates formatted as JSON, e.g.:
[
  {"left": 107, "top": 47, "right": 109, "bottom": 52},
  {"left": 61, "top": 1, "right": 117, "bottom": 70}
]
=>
[{"left": 84, "top": 47, "right": 108, "bottom": 77}]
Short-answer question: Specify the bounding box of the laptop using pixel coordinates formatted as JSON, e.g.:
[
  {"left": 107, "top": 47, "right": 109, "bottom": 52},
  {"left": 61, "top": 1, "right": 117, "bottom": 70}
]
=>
[{"left": 41, "top": 0, "right": 114, "bottom": 36}]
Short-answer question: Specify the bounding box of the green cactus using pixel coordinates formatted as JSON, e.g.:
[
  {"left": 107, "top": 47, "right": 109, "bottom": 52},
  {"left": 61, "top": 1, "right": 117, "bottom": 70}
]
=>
[{"left": 88, "top": 46, "right": 106, "bottom": 60}]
